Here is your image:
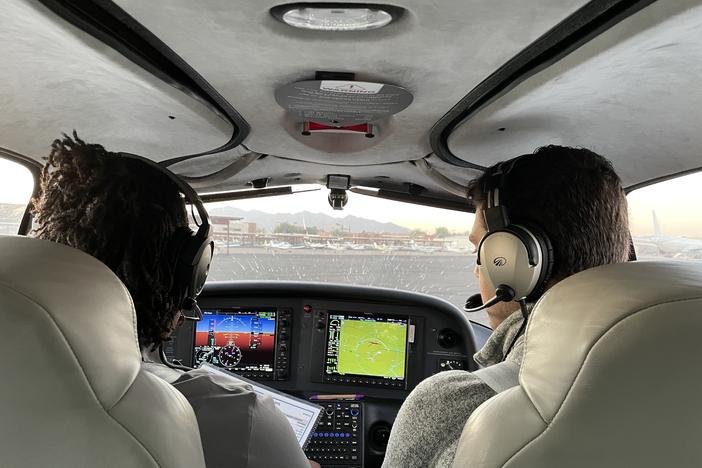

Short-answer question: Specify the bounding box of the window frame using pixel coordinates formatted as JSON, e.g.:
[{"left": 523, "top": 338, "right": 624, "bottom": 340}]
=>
[{"left": 624, "top": 167, "right": 702, "bottom": 194}]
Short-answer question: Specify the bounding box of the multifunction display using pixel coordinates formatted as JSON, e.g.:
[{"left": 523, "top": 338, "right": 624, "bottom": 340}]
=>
[
  {"left": 194, "top": 309, "right": 277, "bottom": 374},
  {"left": 324, "top": 312, "right": 408, "bottom": 385}
]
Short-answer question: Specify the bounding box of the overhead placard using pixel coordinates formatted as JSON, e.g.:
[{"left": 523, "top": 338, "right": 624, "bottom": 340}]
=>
[{"left": 275, "top": 80, "right": 413, "bottom": 126}]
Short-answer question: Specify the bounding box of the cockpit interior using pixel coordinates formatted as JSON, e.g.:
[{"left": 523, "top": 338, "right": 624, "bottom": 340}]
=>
[{"left": 2, "top": 1, "right": 702, "bottom": 467}]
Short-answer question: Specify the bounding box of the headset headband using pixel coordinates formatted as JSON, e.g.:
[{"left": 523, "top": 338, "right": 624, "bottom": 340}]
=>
[
  {"left": 481, "top": 155, "right": 531, "bottom": 231},
  {"left": 483, "top": 155, "right": 529, "bottom": 206},
  {"left": 118, "top": 153, "right": 211, "bottom": 235}
]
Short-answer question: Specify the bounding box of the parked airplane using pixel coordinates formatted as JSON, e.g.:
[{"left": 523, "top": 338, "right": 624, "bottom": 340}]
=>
[
  {"left": 304, "top": 241, "right": 327, "bottom": 249},
  {"left": 266, "top": 241, "right": 305, "bottom": 250},
  {"left": 634, "top": 211, "right": 702, "bottom": 259}
]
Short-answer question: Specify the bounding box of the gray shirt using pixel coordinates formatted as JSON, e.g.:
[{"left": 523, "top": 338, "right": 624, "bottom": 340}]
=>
[
  {"left": 141, "top": 352, "right": 310, "bottom": 468},
  {"left": 381, "top": 311, "right": 526, "bottom": 468}
]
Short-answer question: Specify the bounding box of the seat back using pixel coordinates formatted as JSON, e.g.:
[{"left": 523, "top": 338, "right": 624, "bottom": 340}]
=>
[
  {"left": 0, "top": 236, "right": 206, "bottom": 467},
  {"left": 453, "top": 260, "right": 702, "bottom": 468}
]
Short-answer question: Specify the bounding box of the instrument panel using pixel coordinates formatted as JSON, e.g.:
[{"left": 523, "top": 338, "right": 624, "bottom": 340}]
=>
[{"left": 164, "top": 281, "right": 480, "bottom": 467}]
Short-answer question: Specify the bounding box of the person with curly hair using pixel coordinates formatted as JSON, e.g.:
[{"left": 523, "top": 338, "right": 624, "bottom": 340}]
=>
[
  {"left": 32, "top": 132, "right": 319, "bottom": 468},
  {"left": 33, "top": 133, "right": 189, "bottom": 349}
]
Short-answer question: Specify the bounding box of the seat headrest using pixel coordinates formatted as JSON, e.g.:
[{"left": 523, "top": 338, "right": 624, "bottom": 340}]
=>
[
  {"left": 521, "top": 260, "right": 702, "bottom": 421},
  {"left": 0, "top": 235, "right": 141, "bottom": 407}
]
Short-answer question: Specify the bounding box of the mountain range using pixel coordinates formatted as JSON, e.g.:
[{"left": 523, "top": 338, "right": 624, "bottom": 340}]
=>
[{"left": 209, "top": 206, "right": 411, "bottom": 234}]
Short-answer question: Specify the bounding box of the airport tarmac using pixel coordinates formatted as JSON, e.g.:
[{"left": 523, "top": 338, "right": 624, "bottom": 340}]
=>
[{"left": 208, "top": 250, "right": 489, "bottom": 326}]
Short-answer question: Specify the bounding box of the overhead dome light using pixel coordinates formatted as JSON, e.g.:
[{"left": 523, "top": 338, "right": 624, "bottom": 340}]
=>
[
  {"left": 282, "top": 7, "right": 391, "bottom": 31},
  {"left": 271, "top": 3, "right": 403, "bottom": 31}
]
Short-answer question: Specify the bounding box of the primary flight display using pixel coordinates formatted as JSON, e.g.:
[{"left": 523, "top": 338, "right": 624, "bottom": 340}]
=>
[{"left": 193, "top": 309, "right": 277, "bottom": 374}]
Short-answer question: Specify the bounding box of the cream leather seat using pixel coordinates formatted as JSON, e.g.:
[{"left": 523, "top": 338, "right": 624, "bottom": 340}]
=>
[
  {"left": 0, "top": 236, "right": 206, "bottom": 467},
  {"left": 453, "top": 260, "right": 702, "bottom": 468}
]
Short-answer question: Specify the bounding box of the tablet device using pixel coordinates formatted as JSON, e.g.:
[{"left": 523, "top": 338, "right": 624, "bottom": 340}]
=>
[{"left": 200, "top": 363, "right": 322, "bottom": 449}]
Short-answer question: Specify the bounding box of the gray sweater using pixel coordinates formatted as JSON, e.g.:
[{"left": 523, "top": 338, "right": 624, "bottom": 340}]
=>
[{"left": 381, "top": 311, "right": 526, "bottom": 468}]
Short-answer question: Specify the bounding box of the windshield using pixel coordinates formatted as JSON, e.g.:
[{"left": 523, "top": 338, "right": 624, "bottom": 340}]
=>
[{"left": 203, "top": 187, "right": 481, "bottom": 322}]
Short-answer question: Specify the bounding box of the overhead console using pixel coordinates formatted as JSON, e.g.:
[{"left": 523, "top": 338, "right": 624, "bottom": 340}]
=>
[{"left": 164, "top": 281, "right": 479, "bottom": 468}]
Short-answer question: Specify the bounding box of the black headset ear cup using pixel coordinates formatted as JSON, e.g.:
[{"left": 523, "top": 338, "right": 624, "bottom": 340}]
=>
[
  {"left": 169, "top": 227, "right": 196, "bottom": 305},
  {"left": 170, "top": 226, "right": 213, "bottom": 304},
  {"left": 521, "top": 223, "right": 553, "bottom": 302},
  {"left": 192, "top": 240, "right": 213, "bottom": 296}
]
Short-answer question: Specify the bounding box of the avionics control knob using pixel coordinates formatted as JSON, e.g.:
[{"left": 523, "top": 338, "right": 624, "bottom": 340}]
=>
[
  {"left": 369, "top": 422, "right": 392, "bottom": 451},
  {"left": 437, "top": 328, "right": 460, "bottom": 349},
  {"left": 280, "top": 318, "right": 289, "bottom": 327},
  {"left": 279, "top": 343, "right": 288, "bottom": 353},
  {"left": 349, "top": 408, "right": 359, "bottom": 417}
]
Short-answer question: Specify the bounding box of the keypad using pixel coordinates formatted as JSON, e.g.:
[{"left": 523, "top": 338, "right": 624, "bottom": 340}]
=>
[{"left": 305, "top": 401, "right": 362, "bottom": 466}]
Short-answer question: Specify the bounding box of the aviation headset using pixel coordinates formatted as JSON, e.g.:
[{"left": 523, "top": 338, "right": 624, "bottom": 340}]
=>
[
  {"left": 476, "top": 156, "right": 554, "bottom": 304},
  {"left": 120, "top": 153, "right": 214, "bottom": 321}
]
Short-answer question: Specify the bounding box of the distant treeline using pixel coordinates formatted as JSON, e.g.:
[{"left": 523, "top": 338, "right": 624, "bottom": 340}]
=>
[
  {"left": 273, "top": 222, "right": 320, "bottom": 234},
  {"left": 273, "top": 221, "right": 454, "bottom": 238}
]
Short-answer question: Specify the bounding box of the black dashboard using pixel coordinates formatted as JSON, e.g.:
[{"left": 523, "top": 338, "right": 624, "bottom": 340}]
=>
[{"left": 165, "top": 281, "right": 482, "bottom": 468}]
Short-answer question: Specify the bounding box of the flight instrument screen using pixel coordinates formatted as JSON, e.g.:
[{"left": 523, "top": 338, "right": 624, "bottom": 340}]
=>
[
  {"left": 324, "top": 313, "right": 408, "bottom": 381},
  {"left": 194, "top": 309, "right": 277, "bottom": 374}
]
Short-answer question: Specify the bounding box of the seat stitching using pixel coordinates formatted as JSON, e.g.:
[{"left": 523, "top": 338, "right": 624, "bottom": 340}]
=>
[
  {"left": 117, "top": 278, "right": 141, "bottom": 358},
  {"left": 517, "top": 293, "right": 547, "bottom": 384},
  {"left": 0, "top": 281, "right": 161, "bottom": 467},
  {"left": 502, "top": 296, "right": 702, "bottom": 467},
  {"left": 109, "top": 279, "right": 143, "bottom": 411}
]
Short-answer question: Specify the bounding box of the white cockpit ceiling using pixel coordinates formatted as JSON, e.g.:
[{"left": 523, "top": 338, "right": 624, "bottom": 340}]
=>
[
  {"left": 447, "top": 1, "right": 702, "bottom": 188},
  {"left": 4, "top": 0, "right": 700, "bottom": 202},
  {"left": 113, "top": 0, "right": 587, "bottom": 167},
  {"left": 0, "top": 0, "right": 232, "bottom": 161}
]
